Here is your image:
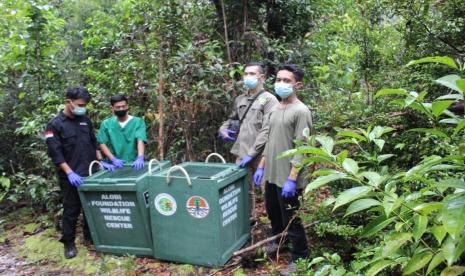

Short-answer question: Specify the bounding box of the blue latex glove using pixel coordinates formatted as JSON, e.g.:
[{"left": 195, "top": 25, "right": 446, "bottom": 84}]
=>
[
  {"left": 253, "top": 167, "right": 264, "bottom": 187},
  {"left": 100, "top": 161, "right": 115, "bottom": 172},
  {"left": 67, "top": 171, "right": 83, "bottom": 187},
  {"left": 132, "top": 155, "right": 145, "bottom": 171},
  {"left": 111, "top": 157, "right": 125, "bottom": 168},
  {"left": 238, "top": 155, "right": 253, "bottom": 168},
  {"left": 281, "top": 178, "right": 297, "bottom": 198},
  {"left": 218, "top": 129, "right": 236, "bottom": 141}
]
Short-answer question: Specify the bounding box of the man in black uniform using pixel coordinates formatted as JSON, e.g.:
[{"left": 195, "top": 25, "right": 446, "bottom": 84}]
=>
[{"left": 45, "top": 87, "right": 112, "bottom": 258}]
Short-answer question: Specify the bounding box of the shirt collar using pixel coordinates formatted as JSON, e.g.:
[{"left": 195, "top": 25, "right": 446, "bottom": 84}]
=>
[{"left": 58, "top": 111, "right": 68, "bottom": 121}]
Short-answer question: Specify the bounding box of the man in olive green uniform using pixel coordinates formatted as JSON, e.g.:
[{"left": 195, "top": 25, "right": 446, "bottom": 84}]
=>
[
  {"left": 218, "top": 62, "right": 278, "bottom": 216},
  {"left": 98, "top": 94, "right": 147, "bottom": 170},
  {"left": 254, "top": 64, "right": 312, "bottom": 275}
]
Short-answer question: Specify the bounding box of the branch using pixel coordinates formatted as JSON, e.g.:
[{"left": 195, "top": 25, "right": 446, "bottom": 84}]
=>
[{"left": 233, "top": 221, "right": 319, "bottom": 256}]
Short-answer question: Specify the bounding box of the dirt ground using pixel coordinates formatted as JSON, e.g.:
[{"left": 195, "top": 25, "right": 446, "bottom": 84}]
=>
[{"left": 0, "top": 203, "right": 293, "bottom": 276}]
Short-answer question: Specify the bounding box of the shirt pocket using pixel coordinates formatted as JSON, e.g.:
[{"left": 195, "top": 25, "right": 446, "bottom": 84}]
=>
[
  {"left": 61, "top": 128, "right": 76, "bottom": 149},
  {"left": 250, "top": 105, "right": 264, "bottom": 128}
]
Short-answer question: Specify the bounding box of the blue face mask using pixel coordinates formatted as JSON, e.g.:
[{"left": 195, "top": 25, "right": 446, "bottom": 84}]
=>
[
  {"left": 274, "top": 82, "right": 294, "bottom": 99},
  {"left": 70, "top": 102, "right": 86, "bottom": 116},
  {"left": 243, "top": 76, "right": 259, "bottom": 90}
]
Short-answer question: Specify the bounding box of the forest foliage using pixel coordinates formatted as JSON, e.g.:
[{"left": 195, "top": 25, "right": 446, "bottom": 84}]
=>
[{"left": 1, "top": 0, "right": 464, "bottom": 275}]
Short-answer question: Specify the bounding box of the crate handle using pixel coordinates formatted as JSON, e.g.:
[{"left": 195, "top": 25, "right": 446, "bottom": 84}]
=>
[
  {"left": 148, "top": 159, "right": 162, "bottom": 174},
  {"left": 88, "top": 160, "right": 102, "bottom": 176},
  {"left": 205, "top": 153, "right": 226, "bottom": 163},
  {"left": 166, "top": 165, "right": 192, "bottom": 186}
]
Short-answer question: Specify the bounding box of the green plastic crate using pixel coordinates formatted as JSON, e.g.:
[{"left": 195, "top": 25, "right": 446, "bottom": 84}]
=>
[
  {"left": 149, "top": 162, "right": 249, "bottom": 267},
  {"left": 78, "top": 160, "right": 170, "bottom": 256}
]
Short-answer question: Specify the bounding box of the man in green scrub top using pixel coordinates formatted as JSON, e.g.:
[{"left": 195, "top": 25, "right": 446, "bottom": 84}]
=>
[
  {"left": 97, "top": 94, "right": 147, "bottom": 170},
  {"left": 253, "top": 64, "right": 312, "bottom": 275}
]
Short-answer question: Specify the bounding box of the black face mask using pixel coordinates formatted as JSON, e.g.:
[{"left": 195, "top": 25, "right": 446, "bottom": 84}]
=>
[{"left": 114, "top": 109, "right": 128, "bottom": 118}]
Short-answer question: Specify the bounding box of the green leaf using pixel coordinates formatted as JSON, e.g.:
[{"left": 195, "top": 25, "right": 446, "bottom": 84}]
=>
[
  {"left": 433, "top": 179, "right": 465, "bottom": 190},
  {"left": 345, "top": 198, "right": 381, "bottom": 217},
  {"left": 305, "top": 173, "right": 349, "bottom": 193},
  {"left": 403, "top": 251, "right": 433, "bottom": 275},
  {"left": 308, "top": 256, "right": 325, "bottom": 267},
  {"left": 365, "top": 259, "right": 395, "bottom": 276},
  {"left": 371, "top": 126, "right": 395, "bottom": 139},
  {"left": 316, "top": 136, "right": 335, "bottom": 155},
  {"left": 383, "top": 192, "right": 403, "bottom": 217},
  {"left": 373, "top": 139, "right": 385, "bottom": 151},
  {"left": 441, "top": 194, "right": 465, "bottom": 238},
  {"left": 302, "top": 156, "right": 337, "bottom": 165},
  {"left": 440, "top": 118, "right": 461, "bottom": 125},
  {"left": 443, "top": 235, "right": 456, "bottom": 266},
  {"left": 334, "top": 186, "right": 372, "bottom": 211},
  {"left": 405, "top": 155, "right": 443, "bottom": 178},
  {"left": 407, "top": 128, "right": 448, "bottom": 138},
  {"left": 432, "top": 100, "right": 455, "bottom": 117},
  {"left": 413, "top": 215, "right": 428, "bottom": 241},
  {"left": 336, "top": 150, "right": 349, "bottom": 163},
  {"left": 374, "top": 88, "right": 409, "bottom": 100},
  {"left": 315, "top": 264, "right": 332, "bottom": 276},
  {"left": 312, "top": 169, "right": 341, "bottom": 176},
  {"left": 377, "top": 154, "right": 395, "bottom": 164},
  {"left": 454, "top": 234, "right": 465, "bottom": 261},
  {"left": 360, "top": 171, "right": 384, "bottom": 187},
  {"left": 342, "top": 158, "right": 359, "bottom": 175},
  {"left": 441, "top": 266, "right": 465, "bottom": 276},
  {"left": 0, "top": 177, "right": 10, "bottom": 189},
  {"left": 413, "top": 202, "right": 444, "bottom": 216},
  {"left": 430, "top": 225, "right": 447, "bottom": 245},
  {"left": 382, "top": 232, "right": 412, "bottom": 258},
  {"left": 435, "top": 75, "right": 463, "bottom": 94},
  {"left": 337, "top": 130, "right": 367, "bottom": 142},
  {"left": 362, "top": 215, "right": 396, "bottom": 237},
  {"left": 426, "top": 252, "right": 445, "bottom": 275},
  {"left": 406, "top": 56, "right": 458, "bottom": 69},
  {"left": 277, "top": 146, "right": 327, "bottom": 159},
  {"left": 457, "top": 79, "right": 465, "bottom": 93},
  {"left": 437, "top": 94, "right": 463, "bottom": 101},
  {"left": 453, "top": 119, "right": 465, "bottom": 135}
]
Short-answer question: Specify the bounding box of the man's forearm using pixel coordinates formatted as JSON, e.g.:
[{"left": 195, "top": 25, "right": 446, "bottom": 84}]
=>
[
  {"left": 288, "top": 166, "right": 299, "bottom": 181},
  {"left": 137, "top": 140, "right": 145, "bottom": 156},
  {"left": 258, "top": 157, "right": 265, "bottom": 168},
  {"left": 58, "top": 162, "right": 73, "bottom": 174},
  {"left": 99, "top": 144, "right": 114, "bottom": 160}
]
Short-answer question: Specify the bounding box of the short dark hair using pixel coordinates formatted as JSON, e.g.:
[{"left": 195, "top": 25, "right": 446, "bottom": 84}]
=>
[
  {"left": 277, "top": 64, "right": 304, "bottom": 82},
  {"left": 245, "top": 61, "right": 265, "bottom": 74},
  {"left": 110, "top": 94, "right": 128, "bottom": 106},
  {"left": 65, "top": 86, "right": 91, "bottom": 102}
]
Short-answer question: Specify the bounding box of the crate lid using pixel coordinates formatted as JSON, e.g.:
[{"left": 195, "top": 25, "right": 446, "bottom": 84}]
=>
[
  {"left": 161, "top": 162, "right": 243, "bottom": 180},
  {"left": 91, "top": 165, "right": 147, "bottom": 180}
]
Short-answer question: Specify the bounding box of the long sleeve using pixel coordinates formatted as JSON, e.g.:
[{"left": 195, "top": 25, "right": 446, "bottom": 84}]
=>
[
  {"left": 219, "top": 97, "right": 239, "bottom": 132},
  {"left": 247, "top": 98, "right": 278, "bottom": 157},
  {"left": 45, "top": 122, "right": 66, "bottom": 165}
]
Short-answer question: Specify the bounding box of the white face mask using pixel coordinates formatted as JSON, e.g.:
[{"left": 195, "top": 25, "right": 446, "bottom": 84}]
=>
[
  {"left": 70, "top": 101, "right": 86, "bottom": 116},
  {"left": 243, "top": 76, "right": 259, "bottom": 89},
  {"left": 274, "top": 82, "right": 294, "bottom": 99}
]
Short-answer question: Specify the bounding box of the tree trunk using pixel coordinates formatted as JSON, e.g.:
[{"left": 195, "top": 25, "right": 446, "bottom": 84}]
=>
[
  {"left": 157, "top": 43, "right": 165, "bottom": 160},
  {"left": 219, "top": 0, "right": 232, "bottom": 63}
]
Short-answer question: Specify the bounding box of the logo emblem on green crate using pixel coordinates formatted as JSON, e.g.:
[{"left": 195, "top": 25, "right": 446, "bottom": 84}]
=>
[
  {"left": 186, "top": 196, "right": 209, "bottom": 219},
  {"left": 154, "top": 193, "right": 177, "bottom": 216}
]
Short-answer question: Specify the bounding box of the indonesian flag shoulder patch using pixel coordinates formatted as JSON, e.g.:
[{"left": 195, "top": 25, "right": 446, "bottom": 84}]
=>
[{"left": 45, "top": 130, "right": 54, "bottom": 139}]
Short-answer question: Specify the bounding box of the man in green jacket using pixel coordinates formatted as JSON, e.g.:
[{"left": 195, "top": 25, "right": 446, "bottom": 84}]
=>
[
  {"left": 218, "top": 62, "right": 278, "bottom": 217},
  {"left": 97, "top": 94, "right": 147, "bottom": 170},
  {"left": 254, "top": 64, "right": 313, "bottom": 275}
]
